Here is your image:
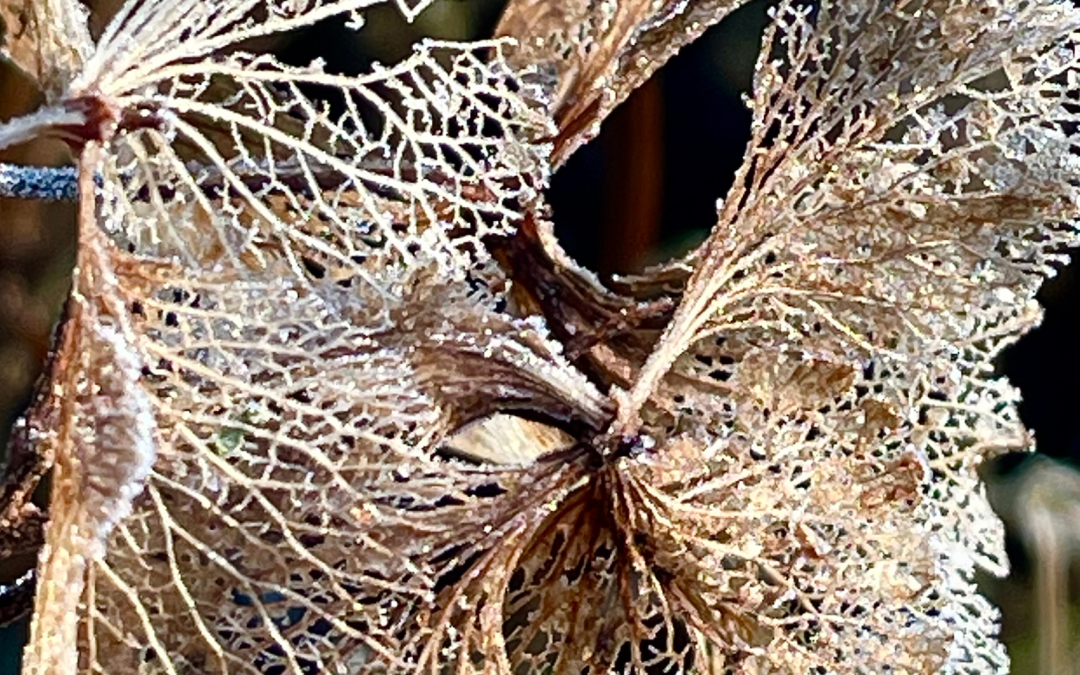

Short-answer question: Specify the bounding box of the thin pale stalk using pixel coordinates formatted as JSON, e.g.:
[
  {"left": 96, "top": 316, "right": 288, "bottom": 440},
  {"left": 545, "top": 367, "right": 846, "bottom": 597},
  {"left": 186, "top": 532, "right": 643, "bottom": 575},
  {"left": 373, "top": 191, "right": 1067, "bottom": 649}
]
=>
[
  {"left": 614, "top": 282, "right": 720, "bottom": 436},
  {"left": 1031, "top": 512, "right": 1068, "bottom": 675},
  {"left": 0, "top": 106, "right": 85, "bottom": 153}
]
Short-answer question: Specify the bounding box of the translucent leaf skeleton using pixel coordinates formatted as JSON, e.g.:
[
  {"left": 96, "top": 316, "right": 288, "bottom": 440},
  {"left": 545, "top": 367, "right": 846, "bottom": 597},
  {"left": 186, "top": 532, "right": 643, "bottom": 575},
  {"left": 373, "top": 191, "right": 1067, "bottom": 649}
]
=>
[{"left": 0, "top": 0, "right": 1078, "bottom": 673}]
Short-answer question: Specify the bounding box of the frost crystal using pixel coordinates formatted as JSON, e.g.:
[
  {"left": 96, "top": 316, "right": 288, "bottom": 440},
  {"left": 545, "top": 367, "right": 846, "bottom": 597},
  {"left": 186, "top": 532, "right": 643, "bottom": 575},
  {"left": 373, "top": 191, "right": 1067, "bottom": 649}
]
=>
[{"left": 1, "top": 0, "right": 1079, "bottom": 674}]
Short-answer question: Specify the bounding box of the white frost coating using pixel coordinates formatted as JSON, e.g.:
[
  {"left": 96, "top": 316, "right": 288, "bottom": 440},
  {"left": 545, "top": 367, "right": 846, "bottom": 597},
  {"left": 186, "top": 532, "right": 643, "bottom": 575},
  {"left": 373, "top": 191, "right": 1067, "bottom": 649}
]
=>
[
  {"left": 80, "top": 322, "right": 156, "bottom": 550},
  {"left": 10, "top": 0, "right": 1080, "bottom": 673},
  {"left": 94, "top": 38, "right": 553, "bottom": 287}
]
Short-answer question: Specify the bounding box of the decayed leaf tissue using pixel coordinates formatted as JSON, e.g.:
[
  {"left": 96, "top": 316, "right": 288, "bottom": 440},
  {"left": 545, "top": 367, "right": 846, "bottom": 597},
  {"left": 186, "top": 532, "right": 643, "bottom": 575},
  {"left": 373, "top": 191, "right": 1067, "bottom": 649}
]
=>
[{"left": 0, "top": 0, "right": 1077, "bottom": 673}]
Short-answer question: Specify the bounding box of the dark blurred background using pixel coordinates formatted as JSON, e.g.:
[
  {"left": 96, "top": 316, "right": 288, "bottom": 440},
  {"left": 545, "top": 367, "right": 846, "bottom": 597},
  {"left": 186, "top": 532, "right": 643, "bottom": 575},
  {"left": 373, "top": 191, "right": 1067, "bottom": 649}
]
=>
[{"left": 1, "top": 1, "right": 1078, "bottom": 671}]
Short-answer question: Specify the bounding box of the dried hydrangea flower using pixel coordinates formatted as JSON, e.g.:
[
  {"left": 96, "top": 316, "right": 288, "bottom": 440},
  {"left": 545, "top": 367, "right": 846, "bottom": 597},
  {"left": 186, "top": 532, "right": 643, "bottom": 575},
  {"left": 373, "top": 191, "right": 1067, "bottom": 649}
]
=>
[{"left": 0, "top": 0, "right": 1078, "bottom": 673}]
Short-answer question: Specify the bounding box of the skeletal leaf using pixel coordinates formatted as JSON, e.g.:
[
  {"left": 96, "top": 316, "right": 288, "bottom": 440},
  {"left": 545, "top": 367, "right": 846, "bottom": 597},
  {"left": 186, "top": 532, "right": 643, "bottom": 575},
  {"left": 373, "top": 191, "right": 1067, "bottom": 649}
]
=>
[
  {"left": 83, "top": 257, "right": 610, "bottom": 673},
  {"left": 495, "top": 0, "right": 750, "bottom": 166},
  {"left": 3, "top": 0, "right": 1080, "bottom": 674},
  {"left": 602, "top": 0, "right": 1080, "bottom": 670},
  {"left": 0, "top": 0, "right": 91, "bottom": 96},
  {"left": 2, "top": 0, "right": 602, "bottom": 672},
  {"left": 623, "top": 0, "right": 1080, "bottom": 428},
  {"left": 22, "top": 202, "right": 155, "bottom": 675}
]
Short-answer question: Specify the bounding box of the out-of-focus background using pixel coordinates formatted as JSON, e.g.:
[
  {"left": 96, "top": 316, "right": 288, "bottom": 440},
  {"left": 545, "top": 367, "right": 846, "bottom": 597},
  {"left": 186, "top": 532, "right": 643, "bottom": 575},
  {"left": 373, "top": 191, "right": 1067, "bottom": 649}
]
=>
[{"left": 1, "top": 1, "right": 1078, "bottom": 672}]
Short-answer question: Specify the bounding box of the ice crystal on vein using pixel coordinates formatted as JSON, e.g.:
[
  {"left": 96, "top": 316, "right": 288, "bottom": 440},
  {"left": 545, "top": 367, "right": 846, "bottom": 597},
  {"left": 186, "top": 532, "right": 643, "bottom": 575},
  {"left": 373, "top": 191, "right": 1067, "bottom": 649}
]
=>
[{"left": 0, "top": 0, "right": 1078, "bottom": 674}]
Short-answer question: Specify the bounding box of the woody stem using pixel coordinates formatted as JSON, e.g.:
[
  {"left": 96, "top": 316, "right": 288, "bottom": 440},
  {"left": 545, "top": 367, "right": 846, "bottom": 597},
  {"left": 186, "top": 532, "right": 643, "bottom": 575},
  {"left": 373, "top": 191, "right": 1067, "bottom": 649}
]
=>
[{"left": 0, "top": 164, "right": 78, "bottom": 201}]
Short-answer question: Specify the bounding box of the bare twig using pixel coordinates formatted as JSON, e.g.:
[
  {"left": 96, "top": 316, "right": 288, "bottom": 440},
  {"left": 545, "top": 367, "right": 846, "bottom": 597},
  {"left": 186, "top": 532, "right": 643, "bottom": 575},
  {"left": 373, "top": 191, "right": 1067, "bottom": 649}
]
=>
[{"left": 0, "top": 163, "right": 77, "bottom": 200}]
